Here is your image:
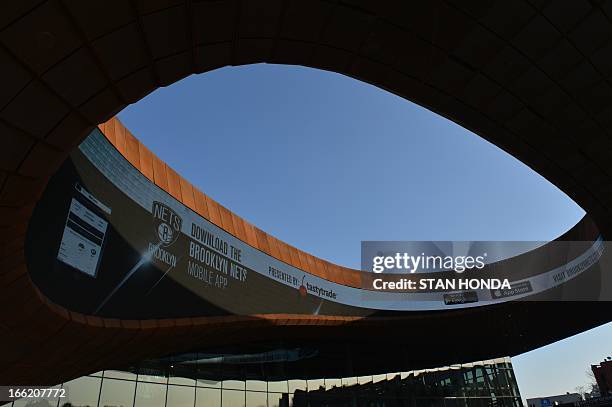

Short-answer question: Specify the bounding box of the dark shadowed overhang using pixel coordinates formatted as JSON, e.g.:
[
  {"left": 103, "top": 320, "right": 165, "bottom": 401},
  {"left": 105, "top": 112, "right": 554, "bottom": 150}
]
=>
[{"left": 1, "top": 0, "right": 612, "bottom": 384}]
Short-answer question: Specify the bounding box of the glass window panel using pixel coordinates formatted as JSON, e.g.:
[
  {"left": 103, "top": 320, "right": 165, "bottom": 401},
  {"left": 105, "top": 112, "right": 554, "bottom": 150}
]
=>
[
  {"left": 91, "top": 371, "right": 104, "bottom": 377},
  {"left": 386, "top": 373, "right": 400, "bottom": 381},
  {"left": 325, "top": 379, "right": 341, "bottom": 390},
  {"left": 509, "top": 381, "right": 520, "bottom": 397},
  {"left": 223, "top": 381, "right": 245, "bottom": 391},
  {"left": 288, "top": 380, "right": 307, "bottom": 393},
  {"left": 167, "top": 385, "right": 195, "bottom": 407},
  {"left": 104, "top": 370, "right": 137, "bottom": 380},
  {"left": 267, "top": 381, "right": 288, "bottom": 393},
  {"left": 99, "top": 378, "right": 136, "bottom": 407},
  {"left": 169, "top": 374, "right": 196, "bottom": 386},
  {"left": 246, "top": 391, "right": 267, "bottom": 407},
  {"left": 373, "top": 374, "right": 386, "bottom": 383},
  {"left": 498, "top": 398, "right": 512, "bottom": 407},
  {"left": 342, "top": 377, "right": 357, "bottom": 387},
  {"left": 357, "top": 376, "right": 372, "bottom": 385},
  {"left": 246, "top": 381, "right": 267, "bottom": 392},
  {"left": 197, "top": 380, "right": 222, "bottom": 389},
  {"left": 424, "top": 399, "right": 444, "bottom": 407},
  {"left": 466, "top": 398, "right": 485, "bottom": 407},
  {"left": 444, "top": 398, "right": 461, "bottom": 407},
  {"left": 267, "top": 393, "right": 284, "bottom": 407},
  {"left": 61, "top": 376, "right": 102, "bottom": 407},
  {"left": 486, "top": 367, "right": 495, "bottom": 383},
  {"left": 306, "top": 379, "right": 324, "bottom": 392},
  {"left": 475, "top": 368, "right": 485, "bottom": 384},
  {"left": 196, "top": 387, "right": 221, "bottom": 407},
  {"left": 138, "top": 373, "right": 168, "bottom": 384},
  {"left": 505, "top": 369, "right": 516, "bottom": 384},
  {"left": 222, "top": 390, "right": 245, "bottom": 407},
  {"left": 134, "top": 382, "right": 167, "bottom": 407},
  {"left": 497, "top": 370, "right": 509, "bottom": 386},
  {"left": 13, "top": 385, "right": 62, "bottom": 407},
  {"left": 13, "top": 399, "right": 44, "bottom": 407},
  {"left": 288, "top": 394, "right": 298, "bottom": 407}
]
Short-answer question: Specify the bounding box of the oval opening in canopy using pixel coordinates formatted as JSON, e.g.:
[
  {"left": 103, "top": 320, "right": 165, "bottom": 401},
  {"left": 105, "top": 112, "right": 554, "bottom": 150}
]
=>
[{"left": 118, "top": 64, "right": 585, "bottom": 270}]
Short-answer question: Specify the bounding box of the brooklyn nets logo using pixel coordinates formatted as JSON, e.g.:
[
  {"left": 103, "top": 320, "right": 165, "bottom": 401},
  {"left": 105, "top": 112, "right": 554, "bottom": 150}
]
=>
[{"left": 152, "top": 201, "right": 182, "bottom": 247}]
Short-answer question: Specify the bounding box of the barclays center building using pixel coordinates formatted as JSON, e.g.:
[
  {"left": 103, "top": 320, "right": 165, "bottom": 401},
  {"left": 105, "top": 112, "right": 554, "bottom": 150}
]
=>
[
  {"left": 1, "top": 115, "right": 606, "bottom": 407},
  {"left": 2, "top": 1, "right": 612, "bottom": 407}
]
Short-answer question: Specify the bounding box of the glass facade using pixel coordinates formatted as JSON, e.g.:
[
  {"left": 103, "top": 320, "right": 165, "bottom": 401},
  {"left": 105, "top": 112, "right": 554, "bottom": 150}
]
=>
[{"left": 2, "top": 358, "right": 521, "bottom": 407}]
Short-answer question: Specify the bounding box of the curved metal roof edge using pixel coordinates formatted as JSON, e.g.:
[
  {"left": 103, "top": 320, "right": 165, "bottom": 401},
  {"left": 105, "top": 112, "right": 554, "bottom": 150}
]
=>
[{"left": 98, "top": 116, "right": 363, "bottom": 287}]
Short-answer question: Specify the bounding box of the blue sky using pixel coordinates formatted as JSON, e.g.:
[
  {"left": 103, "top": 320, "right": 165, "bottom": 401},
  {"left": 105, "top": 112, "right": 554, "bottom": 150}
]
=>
[{"left": 118, "top": 64, "right": 611, "bottom": 401}]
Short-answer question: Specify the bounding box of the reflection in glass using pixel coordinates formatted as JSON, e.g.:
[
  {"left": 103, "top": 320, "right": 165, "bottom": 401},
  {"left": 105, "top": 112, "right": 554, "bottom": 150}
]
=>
[
  {"left": 4, "top": 358, "right": 521, "bottom": 407},
  {"left": 246, "top": 380, "right": 267, "bottom": 392},
  {"left": 288, "top": 380, "right": 306, "bottom": 393},
  {"left": 105, "top": 370, "right": 137, "bottom": 380},
  {"left": 13, "top": 385, "right": 62, "bottom": 407},
  {"left": 99, "top": 378, "right": 136, "bottom": 407},
  {"left": 445, "top": 399, "right": 460, "bottom": 407},
  {"left": 267, "top": 381, "right": 287, "bottom": 393},
  {"left": 386, "top": 372, "right": 400, "bottom": 381},
  {"left": 246, "top": 391, "right": 267, "bottom": 407},
  {"left": 14, "top": 399, "right": 53, "bottom": 407},
  {"left": 166, "top": 385, "right": 195, "bottom": 407},
  {"left": 137, "top": 372, "right": 168, "bottom": 384},
  {"left": 196, "top": 387, "right": 221, "bottom": 407},
  {"left": 134, "top": 382, "right": 167, "bottom": 407},
  {"left": 222, "top": 380, "right": 245, "bottom": 390},
  {"left": 197, "top": 379, "right": 222, "bottom": 388},
  {"left": 506, "top": 370, "right": 519, "bottom": 397},
  {"left": 372, "top": 374, "right": 386, "bottom": 383},
  {"left": 268, "top": 392, "right": 284, "bottom": 407},
  {"left": 341, "top": 377, "right": 357, "bottom": 386},
  {"left": 61, "top": 376, "right": 102, "bottom": 407},
  {"left": 222, "top": 389, "right": 245, "bottom": 407},
  {"left": 169, "top": 374, "right": 196, "bottom": 386},
  {"left": 324, "top": 378, "right": 341, "bottom": 390},
  {"left": 466, "top": 398, "right": 484, "bottom": 407},
  {"left": 306, "top": 379, "right": 324, "bottom": 391},
  {"left": 357, "top": 376, "right": 372, "bottom": 385}
]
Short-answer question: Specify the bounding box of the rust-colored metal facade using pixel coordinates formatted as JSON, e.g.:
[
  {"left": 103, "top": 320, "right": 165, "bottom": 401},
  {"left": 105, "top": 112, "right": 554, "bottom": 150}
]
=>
[
  {"left": 1, "top": 0, "right": 612, "bottom": 385},
  {"left": 98, "top": 117, "right": 364, "bottom": 287}
]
